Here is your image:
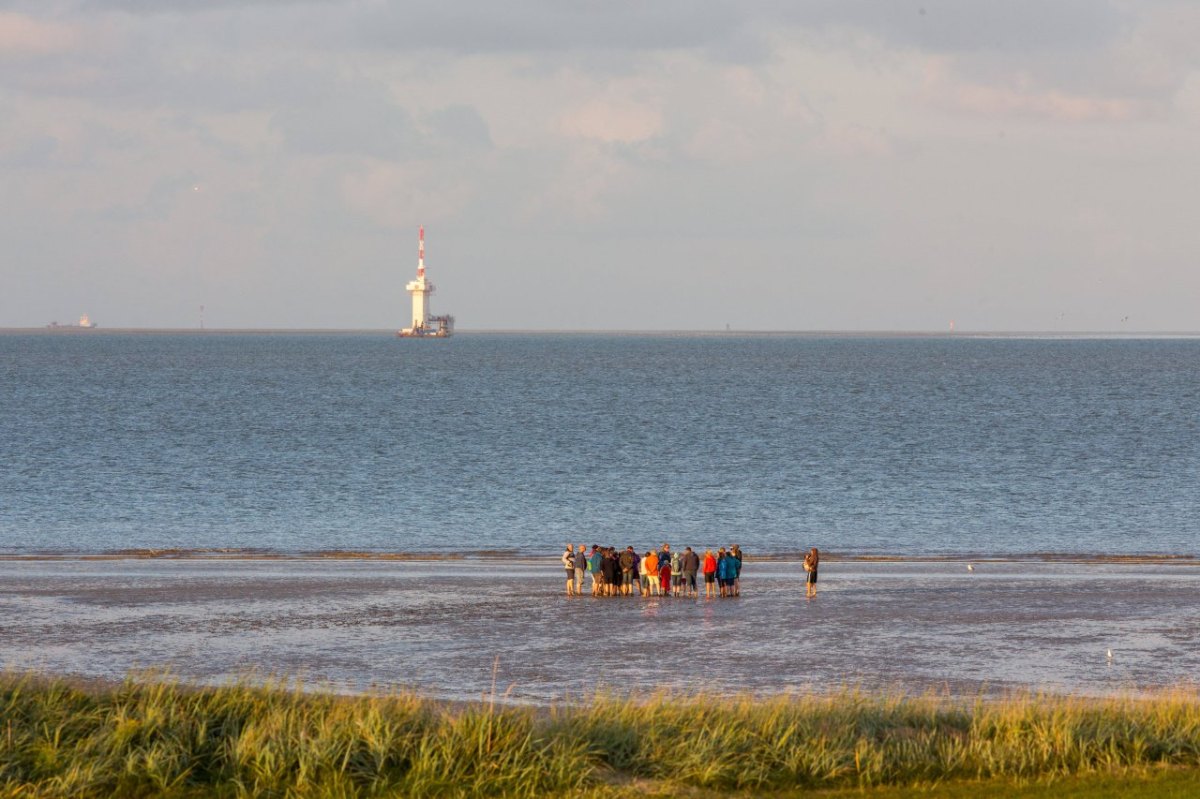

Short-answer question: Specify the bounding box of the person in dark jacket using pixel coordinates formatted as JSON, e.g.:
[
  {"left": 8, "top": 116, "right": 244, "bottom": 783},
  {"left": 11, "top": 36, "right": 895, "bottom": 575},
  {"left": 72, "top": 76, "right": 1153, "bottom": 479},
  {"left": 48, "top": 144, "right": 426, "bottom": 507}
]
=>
[
  {"left": 730, "top": 544, "right": 744, "bottom": 596},
  {"left": 601, "top": 548, "right": 619, "bottom": 597},
  {"left": 572, "top": 544, "right": 587, "bottom": 595},
  {"left": 681, "top": 547, "right": 700, "bottom": 597},
  {"left": 619, "top": 546, "right": 636, "bottom": 596}
]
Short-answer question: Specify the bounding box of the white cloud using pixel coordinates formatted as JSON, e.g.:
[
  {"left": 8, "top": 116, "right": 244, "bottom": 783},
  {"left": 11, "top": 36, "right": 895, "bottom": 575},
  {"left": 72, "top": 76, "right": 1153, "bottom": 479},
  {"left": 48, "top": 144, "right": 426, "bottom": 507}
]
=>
[
  {"left": 0, "top": 11, "right": 78, "bottom": 57},
  {"left": 560, "top": 100, "right": 663, "bottom": 144},
  {"left": 2, "top": 0, "right": 1200, "bottom": 329}
]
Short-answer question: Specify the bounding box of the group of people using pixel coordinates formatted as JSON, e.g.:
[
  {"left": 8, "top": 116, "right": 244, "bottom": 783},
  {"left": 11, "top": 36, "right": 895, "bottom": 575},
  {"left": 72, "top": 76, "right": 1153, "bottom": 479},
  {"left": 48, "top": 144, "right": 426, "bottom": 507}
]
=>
[
  {"left": 561, "top": 543, "right": 745, "bottom": 599},
  {"left": 560, "top": 544, "right": 822, "bottom": 599}
]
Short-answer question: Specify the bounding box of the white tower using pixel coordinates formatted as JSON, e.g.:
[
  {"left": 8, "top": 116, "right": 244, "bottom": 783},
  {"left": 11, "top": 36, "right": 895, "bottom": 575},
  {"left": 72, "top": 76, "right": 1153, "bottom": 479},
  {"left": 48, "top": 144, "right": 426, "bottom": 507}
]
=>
[{"left": 404, "top": 226, "right": 434, "bottom": 331}]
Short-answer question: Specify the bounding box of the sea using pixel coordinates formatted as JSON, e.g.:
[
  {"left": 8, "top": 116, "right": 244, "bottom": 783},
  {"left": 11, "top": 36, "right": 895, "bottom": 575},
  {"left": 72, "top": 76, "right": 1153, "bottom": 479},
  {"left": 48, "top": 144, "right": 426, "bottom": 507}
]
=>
[{"left": 2, "top": 332, "right": 1198, "bottom": 558}]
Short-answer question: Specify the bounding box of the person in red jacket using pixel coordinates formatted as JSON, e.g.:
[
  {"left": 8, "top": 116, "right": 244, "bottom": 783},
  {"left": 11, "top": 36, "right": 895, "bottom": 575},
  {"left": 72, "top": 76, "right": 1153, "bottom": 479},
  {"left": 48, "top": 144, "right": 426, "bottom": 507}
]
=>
[{"left": 702, "top": 549, "right": 717, "bottom": 598}]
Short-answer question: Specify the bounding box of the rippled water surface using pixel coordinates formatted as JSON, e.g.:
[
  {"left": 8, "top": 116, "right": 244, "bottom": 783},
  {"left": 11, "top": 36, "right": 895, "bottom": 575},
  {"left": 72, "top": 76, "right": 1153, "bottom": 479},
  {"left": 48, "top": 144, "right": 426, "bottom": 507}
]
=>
[
  {"left": 3, "top": 332, "right": 1198, "bottom": 555},
  {"left": 2, "top": 559, "right": 1195, "bottom": 700}
]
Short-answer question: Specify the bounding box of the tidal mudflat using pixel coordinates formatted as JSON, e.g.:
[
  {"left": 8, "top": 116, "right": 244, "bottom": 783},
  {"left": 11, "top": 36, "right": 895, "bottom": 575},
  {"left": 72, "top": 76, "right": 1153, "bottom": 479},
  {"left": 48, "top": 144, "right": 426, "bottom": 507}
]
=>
[{"left": 2, "top": 558, "right": 1197, "bottom": 701}]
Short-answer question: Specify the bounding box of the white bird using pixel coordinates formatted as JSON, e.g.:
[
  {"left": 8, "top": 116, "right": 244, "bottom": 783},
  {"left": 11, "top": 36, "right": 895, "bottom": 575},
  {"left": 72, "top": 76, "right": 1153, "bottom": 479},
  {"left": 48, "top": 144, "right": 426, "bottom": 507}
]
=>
[
  {"left": 1107, "top": 649, "right": 1114, "bottom": 661},
  {"left": 966, "top": 564, "right": 975, "bottom": 572}
]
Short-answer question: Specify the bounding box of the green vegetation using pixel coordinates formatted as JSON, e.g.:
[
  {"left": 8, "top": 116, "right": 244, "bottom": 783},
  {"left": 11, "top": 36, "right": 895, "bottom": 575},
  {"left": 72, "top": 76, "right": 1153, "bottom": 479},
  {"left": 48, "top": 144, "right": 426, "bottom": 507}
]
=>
[
  {"left": 813, "top": 768, "right": 1199, "bottom": 797},
  {"left": 2, "top": 675, "right": 1200, "bottom": 797}
]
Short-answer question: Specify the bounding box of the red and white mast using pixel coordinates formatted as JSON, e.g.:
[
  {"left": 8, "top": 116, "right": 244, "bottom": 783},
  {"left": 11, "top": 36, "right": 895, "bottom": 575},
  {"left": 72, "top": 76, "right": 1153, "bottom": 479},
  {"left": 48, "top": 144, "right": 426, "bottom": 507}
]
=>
[{"left": 417, "top": 225, "right": 425, "bottom": 278}]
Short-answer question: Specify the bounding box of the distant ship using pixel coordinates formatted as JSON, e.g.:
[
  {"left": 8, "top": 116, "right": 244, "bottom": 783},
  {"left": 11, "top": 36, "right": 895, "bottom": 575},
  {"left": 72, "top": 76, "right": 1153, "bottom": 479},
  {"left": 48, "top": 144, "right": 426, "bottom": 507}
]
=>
[
  {"left": 46, "top": 314, "right": 98, "bottom": 330},
  {"left": 397, "top": 226, "right": 454, "bottom": 338}
]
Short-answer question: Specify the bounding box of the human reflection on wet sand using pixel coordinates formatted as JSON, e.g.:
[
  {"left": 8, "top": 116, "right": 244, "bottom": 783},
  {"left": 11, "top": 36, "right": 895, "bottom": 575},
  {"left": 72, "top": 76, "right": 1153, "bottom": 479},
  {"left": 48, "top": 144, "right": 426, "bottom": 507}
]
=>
[{"left": 2, "top": 559, "right": 1198, "bottom": 702}]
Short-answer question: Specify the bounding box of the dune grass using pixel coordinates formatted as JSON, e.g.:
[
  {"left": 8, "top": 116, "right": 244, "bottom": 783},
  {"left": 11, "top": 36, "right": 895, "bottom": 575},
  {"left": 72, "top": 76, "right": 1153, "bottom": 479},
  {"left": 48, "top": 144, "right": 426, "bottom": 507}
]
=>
[{"left": 2, "top": 674, "right": 1200, "bottom": 797}]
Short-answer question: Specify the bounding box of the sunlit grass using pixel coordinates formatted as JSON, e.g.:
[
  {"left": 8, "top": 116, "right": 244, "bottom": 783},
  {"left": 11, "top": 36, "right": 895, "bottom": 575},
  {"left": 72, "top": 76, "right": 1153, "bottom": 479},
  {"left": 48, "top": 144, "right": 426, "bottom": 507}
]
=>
[{"left": 2, "top": 674, "right": 1200, "bottom": 796}]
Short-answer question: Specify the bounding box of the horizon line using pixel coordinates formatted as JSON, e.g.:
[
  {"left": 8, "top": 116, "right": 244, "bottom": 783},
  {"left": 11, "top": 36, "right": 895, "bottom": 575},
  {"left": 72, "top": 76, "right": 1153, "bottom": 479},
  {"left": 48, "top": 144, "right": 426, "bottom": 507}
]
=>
[{"left": 4, "top": 326, "right": 1200, "bottom": 338}]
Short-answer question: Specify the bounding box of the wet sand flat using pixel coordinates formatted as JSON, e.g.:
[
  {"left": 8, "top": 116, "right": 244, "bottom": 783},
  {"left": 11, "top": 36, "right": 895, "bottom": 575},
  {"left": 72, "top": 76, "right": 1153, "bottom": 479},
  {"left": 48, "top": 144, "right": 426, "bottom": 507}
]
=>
[{"left": 1, "top": 559, "right": 1197, "bottom": 702}]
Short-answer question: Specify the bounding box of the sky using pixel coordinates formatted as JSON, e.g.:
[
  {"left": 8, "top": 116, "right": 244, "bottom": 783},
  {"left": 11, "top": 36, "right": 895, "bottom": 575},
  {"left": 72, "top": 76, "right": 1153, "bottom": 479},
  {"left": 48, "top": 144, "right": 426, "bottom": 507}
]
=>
[{"left": 2, "top": 1, "right": 1199, "bottom": 331}]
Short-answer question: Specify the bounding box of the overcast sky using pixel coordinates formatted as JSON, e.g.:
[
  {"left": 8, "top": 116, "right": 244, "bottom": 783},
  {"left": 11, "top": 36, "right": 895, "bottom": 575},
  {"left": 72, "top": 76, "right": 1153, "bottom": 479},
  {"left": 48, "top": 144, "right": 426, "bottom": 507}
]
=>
[{"left": 2, "top": 0, "right": 1199, "bottom": 330}]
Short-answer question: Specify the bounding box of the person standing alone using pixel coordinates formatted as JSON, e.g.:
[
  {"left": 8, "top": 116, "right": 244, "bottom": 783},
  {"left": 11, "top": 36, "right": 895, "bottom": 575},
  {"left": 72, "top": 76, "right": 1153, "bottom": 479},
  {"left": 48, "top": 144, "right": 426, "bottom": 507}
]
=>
[
  {"left": 803, "top": 547, "right": 819, "bottom": 598},
  {"left": 562, "top": 544, "right": 577, "bottom": 596}
]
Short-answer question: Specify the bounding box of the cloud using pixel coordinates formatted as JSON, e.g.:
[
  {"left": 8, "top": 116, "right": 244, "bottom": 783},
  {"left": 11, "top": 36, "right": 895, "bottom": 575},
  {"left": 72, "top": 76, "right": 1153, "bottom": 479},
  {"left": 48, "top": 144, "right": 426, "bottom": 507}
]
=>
[
  {"left": 427, "top": 105, "right": 492, "bottom": 151},
  {"left": 942, "top": 82, "right": 1144, "bottom": 122},
  {"left": 270, "top": 85, "right": 421, "bottom": 158},
  {"left": 79, "top": 0, "right": 332, "bottom": 11},
  {"left": 0, "top": 11, "right": 78, "bottom": 57},
  {"left": 917, "top": 50, "right": 1162, "bottom": 122},
  {"left": 0, "top": 113, "right": 137, "bottom": 170},
  {"left": 3, "top": 0, "right": 1200, "bottom": 329},
  {"left": 270, "top": 87, "right": 494, "bottom": 160},
  {"left": 560, "top": 100, "right": 663, "bottom": 144},
  {"left": 351, "top": 1, "right": 743, "bottom": 55},
  {"left": 2, "top": 1, "right": 1136, "bottom": 62},
  {"left": 0, "top": 133, "right": 58, "bottom": 167},
  {"left": 339, "top": 159, "right": 476, "bottom": 229},
  {"left": 779, "top": 0, "right": 1129, "bottom": 54},
  {"left": 0, "top": 1, "right": 1154, "bottom": 120},
  {"left": 335, "top": 0, "right": 1132, "bottom": 63}
]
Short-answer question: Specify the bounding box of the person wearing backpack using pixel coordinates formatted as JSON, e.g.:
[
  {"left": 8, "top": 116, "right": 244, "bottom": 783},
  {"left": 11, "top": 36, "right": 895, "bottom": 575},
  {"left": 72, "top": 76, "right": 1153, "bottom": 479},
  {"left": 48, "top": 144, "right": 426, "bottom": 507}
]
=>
[{"left": 670, "top": 550, "right": 684, "bottom": 597}]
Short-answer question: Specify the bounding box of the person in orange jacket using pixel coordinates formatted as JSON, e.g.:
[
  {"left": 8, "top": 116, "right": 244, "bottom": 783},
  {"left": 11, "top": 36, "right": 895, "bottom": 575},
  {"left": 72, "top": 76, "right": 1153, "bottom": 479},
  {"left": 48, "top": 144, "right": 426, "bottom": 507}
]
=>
[{"left": 641, "top": 550, "right": 659, "bottom": 596}]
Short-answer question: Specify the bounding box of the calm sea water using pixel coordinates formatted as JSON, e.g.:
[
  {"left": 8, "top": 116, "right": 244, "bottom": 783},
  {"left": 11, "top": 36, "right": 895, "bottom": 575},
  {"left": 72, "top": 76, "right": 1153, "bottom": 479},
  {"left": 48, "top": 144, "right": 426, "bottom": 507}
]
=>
[{"left": 2, "top": 333, "right": 1197, "bottom": 556}]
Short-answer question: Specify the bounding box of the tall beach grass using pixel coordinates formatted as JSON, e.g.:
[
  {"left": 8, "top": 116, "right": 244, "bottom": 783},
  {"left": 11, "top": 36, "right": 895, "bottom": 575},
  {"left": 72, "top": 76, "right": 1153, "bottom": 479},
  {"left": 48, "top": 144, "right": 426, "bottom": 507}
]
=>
[{"left": 3, "top": 674, "right": 1200, "bottom": 797}]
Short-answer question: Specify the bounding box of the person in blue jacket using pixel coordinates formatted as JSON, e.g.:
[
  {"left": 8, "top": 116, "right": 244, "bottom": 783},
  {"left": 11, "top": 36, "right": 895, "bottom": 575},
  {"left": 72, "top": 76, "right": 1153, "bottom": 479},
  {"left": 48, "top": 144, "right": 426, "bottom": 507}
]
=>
[
  {"left": 715, "top": 547, "right": 730, "bottom": 598},
  {"left": 588, "top": 545, "right": 604, "bottom": 596}
]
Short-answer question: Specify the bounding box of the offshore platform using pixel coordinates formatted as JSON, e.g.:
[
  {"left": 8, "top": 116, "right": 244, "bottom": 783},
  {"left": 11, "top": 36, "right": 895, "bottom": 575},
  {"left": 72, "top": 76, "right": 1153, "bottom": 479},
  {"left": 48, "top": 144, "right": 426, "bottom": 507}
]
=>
[{"left": 397, "top": 226, "right": 454, "bottom": 338}]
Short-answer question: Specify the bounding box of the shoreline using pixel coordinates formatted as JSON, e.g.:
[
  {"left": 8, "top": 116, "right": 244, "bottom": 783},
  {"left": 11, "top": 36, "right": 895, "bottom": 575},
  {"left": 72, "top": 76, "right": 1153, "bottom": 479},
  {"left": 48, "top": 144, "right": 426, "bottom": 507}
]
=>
[
  {"left": 2, "top": 548, "right": 1199, "bottom": 564},
  {"left": 6, "top": 326, "right": 1200, "bottom": 337},
  {"left": 10, "top": 663, "right": 1200, "bottom": 707}
]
